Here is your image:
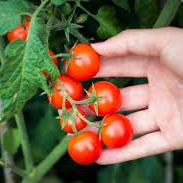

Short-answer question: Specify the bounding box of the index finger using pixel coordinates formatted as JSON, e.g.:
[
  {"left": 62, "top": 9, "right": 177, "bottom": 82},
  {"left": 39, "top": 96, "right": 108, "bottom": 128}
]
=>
[{"left": 91, "top": 27, "right": 176, "bottom": 57}]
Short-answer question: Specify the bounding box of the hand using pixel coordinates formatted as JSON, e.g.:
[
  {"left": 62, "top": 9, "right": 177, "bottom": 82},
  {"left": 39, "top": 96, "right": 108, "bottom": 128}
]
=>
[{"left": 91, "top": 27, "right": 183, "bottom": 165}]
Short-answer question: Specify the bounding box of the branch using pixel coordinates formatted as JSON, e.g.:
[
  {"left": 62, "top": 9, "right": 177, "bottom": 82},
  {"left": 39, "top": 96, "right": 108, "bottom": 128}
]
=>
[
  {"left": 22, "top": 136, "right": 70, "bottom": 183},
  {"left": 15, "top": 112, "right": 34, "bottom": 172},
  {"left": 0, "top": 159, "right": 26, "bottom": 177}
]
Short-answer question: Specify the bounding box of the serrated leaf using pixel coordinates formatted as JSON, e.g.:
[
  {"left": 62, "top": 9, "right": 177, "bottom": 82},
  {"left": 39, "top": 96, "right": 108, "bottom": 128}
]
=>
[
  {"left": 112, "top": 0, "right": 130, "bottom": 12},
  {"left": 2, "top": 128, "right": 21, "bottom": 155},
  {"left": 96, "top": 6, "right": 122, "bottom": 39},
  {"left": 51, "top": 0, "right": 65, "bottom": 6},
  {"left": 0, "top": 18, "right": 59, "bottom": 122},
  {"left": 0, "top": 0, "right": 33, "bottom": 36}
]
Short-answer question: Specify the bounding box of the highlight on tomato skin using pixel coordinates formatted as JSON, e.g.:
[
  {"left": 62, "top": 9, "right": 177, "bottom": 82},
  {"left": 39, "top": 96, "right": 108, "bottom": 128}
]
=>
[
  {"left": 101, "top": 114, "right": 134, "bottom": 148},
  {"left": 60, "top": 107, "right": 87, "bottom": 133},
  {"left": 48, "top": 74, "right": 84, "bottom": 109},
  {"left": 66, "top": 43, "right": 100, "bottom": 81},
  {"left": 87, "top": 81, "right": 122, "bottom": 116},
  {"left": 7, "top": 21, "right": 30, "bottom": 42},
  {"left": 68, "top": 131, "right": 102, "bottom": 165}
]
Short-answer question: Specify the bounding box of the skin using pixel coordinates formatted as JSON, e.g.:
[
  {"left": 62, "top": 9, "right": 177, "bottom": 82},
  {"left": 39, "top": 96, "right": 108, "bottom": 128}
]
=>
[{"left": 91, "top": 27, "right": 183, "bottom": 164}]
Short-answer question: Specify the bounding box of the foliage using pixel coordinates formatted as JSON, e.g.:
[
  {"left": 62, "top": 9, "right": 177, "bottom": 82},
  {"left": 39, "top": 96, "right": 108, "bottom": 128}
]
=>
[{"left": 0, "top": 0, "right": 183, "bottom": 182}]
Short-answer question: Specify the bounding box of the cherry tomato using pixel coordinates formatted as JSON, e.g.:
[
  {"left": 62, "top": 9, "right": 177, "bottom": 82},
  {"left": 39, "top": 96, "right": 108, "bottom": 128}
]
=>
[
  {"left": 101, "top": 114, "right": 133, "bottom": 148},
  {"left": 60, "top": 107, "right": 87, "bottom": 133},
  {"left": 68, "top": 131, "right": 102, "bottom": 165},
  {"left": 87, "top": 81, "right": 122, "bottom": 116},
  {"left": 7, "top": 21, "right": 30, "bottom": 42},
  {"left": 48, "top": 75, "right": 83, "bottom": 109},
  {"left": 66, "top": 44, "right": 100, "bottom": 81},
  {"left": 43, "top": 50, "right": 59, "bottom": 77}
]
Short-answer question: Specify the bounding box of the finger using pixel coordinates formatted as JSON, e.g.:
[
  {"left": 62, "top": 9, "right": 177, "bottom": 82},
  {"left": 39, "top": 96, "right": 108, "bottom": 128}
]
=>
[
  {"left": 92, "top": 28, "right": 174, "bottom": 57},
  {"left": 127, "top": 110, "right": 158, "bottom": 135},
  {"left": 97, "top": 132, "right": 172, "bottom": 165},
  {"left": 120, "top": 84, "right": 149, "bottom": 111},
  {"left": 96, "top": 55, "right": 155, "bottom": 78}
]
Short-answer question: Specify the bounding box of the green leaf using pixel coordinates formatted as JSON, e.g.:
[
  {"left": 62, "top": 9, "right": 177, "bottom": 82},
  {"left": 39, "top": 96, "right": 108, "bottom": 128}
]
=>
[
  {"left": 96, "top": 6, "right": 122, "bottom": 39},
  {"left": 0, "top": 0, "right": 33, "bottom": 36},
  {"left": 2, "top": 128, "right": 21, "bottom": 155},
  {"left": 0, "top": 18, "right": 59, "bottom": 122},
  {"left": 112, "top": 0, "right": 130, "bottom": 12},
  {"left": 51, "top": 0, "right": 65, "bottom": 6},
  {"left": 135, "top": 0, "right": 160, "bottom": 27}
]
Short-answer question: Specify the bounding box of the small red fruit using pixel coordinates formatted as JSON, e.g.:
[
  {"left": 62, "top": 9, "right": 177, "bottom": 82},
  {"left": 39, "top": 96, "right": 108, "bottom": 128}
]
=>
[
  {"left": 7, "top": 21, "right": 30, "bottom": 42},
  {"left": 68, "top": 131, "right": 102, "bottom": 165},
  {"left": 60, "top": 107, "right": 87, "bottom": 133},
  {"left": 101, "top": 114, "right": 133, "bottom": 148},
  {"left": 66, "top": 44, "right": 100, "bottom": 81},
  {"left": 87, "top": 81, "right": 122, "bottom": 116},
  {"left": 48, "top": 75, "right": 83, "bottom": 109}
]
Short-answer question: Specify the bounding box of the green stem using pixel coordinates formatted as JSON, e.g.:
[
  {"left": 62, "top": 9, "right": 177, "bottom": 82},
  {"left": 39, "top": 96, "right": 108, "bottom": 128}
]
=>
[
  {"left": 0, "top": 159, "right": 27, "bottom": 177},
  {"left": 22, "top": 136, "right": 70, "bottom": 183},
  {"left": 32, "top": 0, "right": 49, "bottom": 19},
  {"left": 15, "top": 112, "right": 33, "bottom": 172},
  {"left": 153, "top": 0, "right": 182, "bottom": 28},
  {"left": 0, "top": 37, "right": 6, "bottom": 65},
  {"left": 78, "top": 4, "right": 98, "bottom": 22},
  {"left": 70, "top": 29, "right": 89, "bottom": 43},
  {"left": 52, "top": 53, "right": 71, "bottom": 59}
]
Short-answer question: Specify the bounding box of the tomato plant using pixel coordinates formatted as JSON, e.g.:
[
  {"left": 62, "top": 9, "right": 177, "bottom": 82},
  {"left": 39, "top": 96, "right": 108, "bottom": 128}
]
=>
[
  {"left": 68, "top": 131, "right": 102, "bottom": 165},
  {"left": 0, "top": 0, "right": 182, "bottom": 182},
  {"left": 48, "top": 74, "right": 84, "bottom": 109},
  {"left": 60, "top": 107, "right": 87, "bottom": 133},
  {"left": 87, "top": 81, "right": 122, "bottom": 116},
  {"left": 101, "top": 114, "right": 133, "bottom": 148},
  {"left": 65, "top": 44, "right": 100, "bottom": 81}
]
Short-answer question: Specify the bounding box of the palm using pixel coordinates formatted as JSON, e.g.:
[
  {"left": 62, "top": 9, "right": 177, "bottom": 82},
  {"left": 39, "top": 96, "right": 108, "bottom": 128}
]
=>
[
  {"left": 92, "top": 28, "right": 183, "bottom": 164},
  {"left": 148, "top": 59, "right": 183, "bottom": 147}
]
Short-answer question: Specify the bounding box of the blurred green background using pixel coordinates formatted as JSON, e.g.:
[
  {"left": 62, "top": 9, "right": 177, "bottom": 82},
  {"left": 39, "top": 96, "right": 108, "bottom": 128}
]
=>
[{"left": 1, "top": 0, "right": 183, "bottom": 182}]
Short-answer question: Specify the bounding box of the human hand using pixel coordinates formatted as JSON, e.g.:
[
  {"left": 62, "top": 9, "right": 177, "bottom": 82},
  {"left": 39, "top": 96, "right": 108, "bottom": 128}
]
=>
[{"left": 91, "top": 27, "right": 183, "bottom": 164}]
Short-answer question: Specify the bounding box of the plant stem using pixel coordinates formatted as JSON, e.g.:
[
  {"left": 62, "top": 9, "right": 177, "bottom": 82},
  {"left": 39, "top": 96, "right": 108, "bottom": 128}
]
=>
[
  {"left": 153, "top": 0, "right": 182, "bottom": 28},
  {"left": 70, "top": 29, "right": 89, "bottom": 43},
  {"left": 15, "top": 112, "right": 33, "bottom": 172},
  {"left": 22, "top": 136, "right": 70, "bottom": 183},
  {"left": 78, "top": 4, "right": 99, "bottom": 22},
  {"left": 0, "top": 122, "right": 15, "bottom": 183},
  {"left": 0, "top": 159, "right": 27, "bottom": 177},
  {"left": 52, "top": 53, "right": 71, "bottom": 59},
  {"left": 0, "top": 37, "right": 6, "bottom": 65},
  {"left": 165, "top": 152, "right": 173, "bottom": 183},
  {"left": 32, "top": 0, "right": 50, "bottom": 19}
]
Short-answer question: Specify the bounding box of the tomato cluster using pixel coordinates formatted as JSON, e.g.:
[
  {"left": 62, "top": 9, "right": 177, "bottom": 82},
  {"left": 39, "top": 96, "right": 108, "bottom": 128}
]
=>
[
  {"left": 8, "top": 23, "right": 133, "bottom": 165},
  {"left": 47, "top": 43, "right": 134, "bottom": 165}
]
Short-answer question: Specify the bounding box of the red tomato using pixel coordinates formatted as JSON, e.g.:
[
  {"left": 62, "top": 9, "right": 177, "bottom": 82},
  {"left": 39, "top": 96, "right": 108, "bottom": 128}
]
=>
[
  {"left": 7, "top": 21, "right": 30, "bottom": 42},
  {"left": 66, "top": 44, "right": 100, "bottom": 81},
  {"left": 87, "top": 81, "right": 122, "bottom": 116},
  {"left": 48, "top": 75, "right": 83, "bottom": 109},
  {"left": 68, "top": 131, "right": 102, "bottom": 165},
  {"left": 101, "top": 114, "right": 133, "bottom": 148},
  {"left": 43, "top": 50, "right": 59, "bottom": 77},
  {"left": 60, "top": 107, "right": 87, "bottom": 133}
]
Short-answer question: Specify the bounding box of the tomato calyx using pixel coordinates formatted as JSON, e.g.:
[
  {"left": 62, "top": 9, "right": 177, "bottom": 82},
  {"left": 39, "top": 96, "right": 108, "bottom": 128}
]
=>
[
  {"left": 85, "top": 83, "right": 103, "bottom": 116},
  {"left": 54, "top": 79, "right": 101, "bottom": 131}
]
